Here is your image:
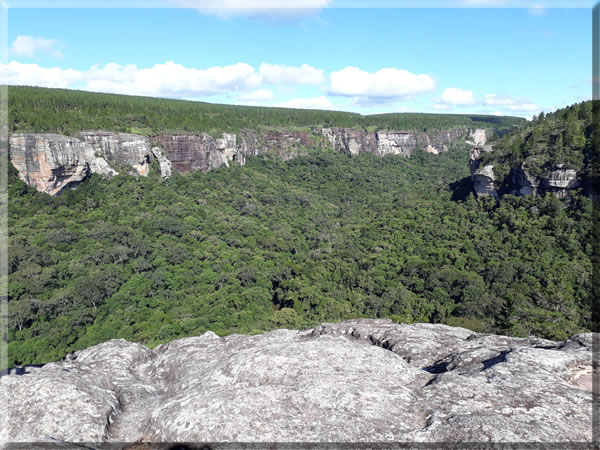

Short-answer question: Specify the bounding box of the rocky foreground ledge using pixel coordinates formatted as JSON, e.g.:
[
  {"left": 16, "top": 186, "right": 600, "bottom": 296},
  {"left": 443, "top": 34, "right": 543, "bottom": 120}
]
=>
[{"left": 0, "top": 319, "right": 593, "bottom": 445}]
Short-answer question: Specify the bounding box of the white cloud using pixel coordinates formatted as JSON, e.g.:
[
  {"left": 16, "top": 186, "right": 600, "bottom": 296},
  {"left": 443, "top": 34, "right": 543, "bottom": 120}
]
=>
[
  {"left": 277, "top": 96, "right": 332, "bottom": 109},
  {"left": 432, "top": 103, "right": 451, "bottom": 111},
  {"left": 175, "top": 0, "right": 330, "bottom": 19},
  {"left": 504, "top": 103, "right": 540, "bottom": 112},
  {"left": 328, "top": 67, "right": 436, "bottom": 99},
  {"left": 9, "top": 35, "right": 64, "bottom": 58},
  {"left": 484, "top": 94, "right": 540, "bottom": 112},
  {"left": 259, "top": 63, "right": 324, "bottom": 85},
  {"left": 529, "top": 2, "right": 545, "bottom": 15},
  {"left": 483, "top": 94, "right": 517, "bottom": 106},
  {"left": 1, "top": 60, "right": 330, "bottom": 103},
  {"left": 0, "top": 61, "right": 82, "bottom": 88},
  {"left": 237, "top": 88, "right": 274, "bottom": 101},
  {"left": 84, "top": 61, "right": 262, "bottom": 97},
  {"left": 439, "top": 87, "right": 476, "bottom": 105}
]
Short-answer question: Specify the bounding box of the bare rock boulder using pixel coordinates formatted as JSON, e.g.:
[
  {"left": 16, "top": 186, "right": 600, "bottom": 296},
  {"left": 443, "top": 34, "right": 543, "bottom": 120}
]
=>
[{"left": 0, "top": 319, "right": 592, "bottom": 445}]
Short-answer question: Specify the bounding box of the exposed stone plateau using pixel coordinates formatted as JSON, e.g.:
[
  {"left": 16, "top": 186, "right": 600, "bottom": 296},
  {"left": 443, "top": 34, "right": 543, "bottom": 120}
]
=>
[{"left": 0, "top": 319, "right": 592, "bottom": 445}]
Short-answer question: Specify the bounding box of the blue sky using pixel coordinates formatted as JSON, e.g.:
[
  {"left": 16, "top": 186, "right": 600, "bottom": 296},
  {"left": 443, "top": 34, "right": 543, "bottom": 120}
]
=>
[{"left": 2, "top": 1, "right": 594, "bottom": 118}]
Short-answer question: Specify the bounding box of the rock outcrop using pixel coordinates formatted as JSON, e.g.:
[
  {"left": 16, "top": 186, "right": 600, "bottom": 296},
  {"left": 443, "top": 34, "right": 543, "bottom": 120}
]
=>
[
  {"left": 10, "top": 127, "right": 479, "bottom": 195},
  {"left": 77, "top": 131, "right": 151, "bottom": 177},
  {"left": 466, "top": 128, "right": 487, "bottom": 147},
  {"left": 9, "top": 133, "right": 116, "bottom": 195},
  {"left": 468, "top": 127, "right": 584, "bottom": 200},
  {"left": 471, "top": 164, "right": 499, "bottom": 199},
  {"left": 510, "top": 165, "right": 581, "bottom": 200},
  {"left": 153, "top": 133, "right": 242, "bottom": 174},
  {"left": 151, "top": 147, "right": 172, "bottom": 179},
  {"left": 0, "top": 319, "right": 592, "bottom": 444},
  {"left": 322, "top": 127, "right": 468, "bottom": 157}
]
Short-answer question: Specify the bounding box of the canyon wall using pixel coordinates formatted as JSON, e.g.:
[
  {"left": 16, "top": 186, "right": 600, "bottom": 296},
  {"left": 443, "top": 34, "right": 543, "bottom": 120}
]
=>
[
  {"left": 468, "top": 130, "right": 583, "bottom": 200},
  {"left": 10, "top": 126, "right": 478, "bottom": 195}
]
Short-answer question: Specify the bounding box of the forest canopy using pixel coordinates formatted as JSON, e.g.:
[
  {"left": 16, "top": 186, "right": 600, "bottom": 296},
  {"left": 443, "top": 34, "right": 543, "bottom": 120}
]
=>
[{"left": 7, "top": 85, "right": 525, "bottom": 137}]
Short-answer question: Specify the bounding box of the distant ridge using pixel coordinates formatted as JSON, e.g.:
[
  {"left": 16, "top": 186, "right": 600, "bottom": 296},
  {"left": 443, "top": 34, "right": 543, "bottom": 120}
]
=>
[{"left": 7, "top": 85, "right": 526, "bottom": 137}]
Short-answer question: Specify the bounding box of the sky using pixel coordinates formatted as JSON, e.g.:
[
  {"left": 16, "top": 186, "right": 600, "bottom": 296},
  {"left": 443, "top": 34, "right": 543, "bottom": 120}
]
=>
[{"left": 1, "top": 1, "right": 595, "bottom": 119}]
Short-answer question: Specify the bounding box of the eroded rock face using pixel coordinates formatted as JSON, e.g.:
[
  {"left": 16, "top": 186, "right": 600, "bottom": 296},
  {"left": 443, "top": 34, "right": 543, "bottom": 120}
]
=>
[
  {"left": 322, "top": 128, "right": 468, "bottom": 157},
  {"left": 511, "top": 163, "right": 581, "bottom": 199},
  {"left": 0, "top": 319, "right": 591, "bottom": 444},
  {"left": 154, "top": 133, "right": 244, "bottom": 174},
  {"left": 466, "top": 128, "right": 487, "bottom": 146},
  {"left": 77, "top": 131, "right": 151, "bottom": 176},
  {"left": 472, "top": 164, "right": 499, "bottom": 199},
  {"left": 9, "top": 132, "right": 158, "bottom": 195},
  {"left": 376, "top": 131, "right": 415, "bottom": 157},
  {"left": 151, "top": 147, "right": 172, "bottom": 179},
  {"left": 9, "top": 133, "right": 113, "bottom": 195}
]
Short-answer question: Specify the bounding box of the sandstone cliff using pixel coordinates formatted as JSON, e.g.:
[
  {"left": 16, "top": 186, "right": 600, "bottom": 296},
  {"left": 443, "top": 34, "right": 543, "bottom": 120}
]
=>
[
  {"left": 10, "top": 126, "right": 479, "bottom": 195},
  {"left": 322, "top": 127, "right": 469, "bottom": 157},
  {"left": 0, "top": 319, "right": 591, "bottom": 444},
  {"left": 468, "top": 134, "right": 583, "bottom": 200}
]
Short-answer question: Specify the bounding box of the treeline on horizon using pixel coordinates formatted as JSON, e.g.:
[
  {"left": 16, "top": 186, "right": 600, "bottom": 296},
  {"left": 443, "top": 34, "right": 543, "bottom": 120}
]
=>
[{"left": 7, "top": 85, "right": 525, "bottom": 137}]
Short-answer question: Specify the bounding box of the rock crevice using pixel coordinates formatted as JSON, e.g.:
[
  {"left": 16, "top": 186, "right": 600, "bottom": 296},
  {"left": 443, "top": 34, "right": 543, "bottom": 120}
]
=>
[{"left": 1, "top": 319, "right": 591, "bottom": 444}]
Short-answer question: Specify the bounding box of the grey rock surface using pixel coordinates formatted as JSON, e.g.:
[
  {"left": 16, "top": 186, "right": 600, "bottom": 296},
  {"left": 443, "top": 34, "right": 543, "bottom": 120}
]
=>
[
  {"left": 9, "top": 132, "right": 154, "bottom": 195},
  {"left": 153, "top": 133, "right": 244, "bottom": 174},
  {"left": 150, "top": 147, "right": 172, "bottom": 179},
  {"left": 0, "top": 319, "right": 592, "bottom": 444},
  {"left": 322, "top": 127, "right": 468, "bottom": 157},
  {"left": 77, "top": 131, "right": 152, "bottom": 176},
  {"left": 472, "top": 164, "right": 499, "bottom": 199}
]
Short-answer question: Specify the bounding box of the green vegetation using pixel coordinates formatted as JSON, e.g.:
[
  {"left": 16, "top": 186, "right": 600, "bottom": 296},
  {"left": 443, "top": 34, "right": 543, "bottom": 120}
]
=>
[
  {"left": 7, "top": 140, "right": 592, "bottom": 368},
  {"left": 5, "top": 88, "right": 592, "bottom": 369},
  {"left": 477, "top": 101, "right": 595, "bottom": 190},
  {"left": 8, "top": 85, "right": 525, "bottom": 137}
]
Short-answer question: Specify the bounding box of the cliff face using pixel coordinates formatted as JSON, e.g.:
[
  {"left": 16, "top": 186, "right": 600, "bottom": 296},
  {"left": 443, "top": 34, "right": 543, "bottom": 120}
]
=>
[
  {"left": 468, "top": 134, "right": 584, "bottom": 200},
  {"left": 468, "top": 130, "right": 498, "bottom": 199},
  {"left": 77, "top": 131, "right": 151, "bottom": 176},
  {"left": 322, "top": 127, "right": 469, "bottom": 157},
  {"left": 153, "top": 133, "right": 242, "bottom": 174},
  {"left": 9, "top": 133, "right": 116, "bottom": 196},
  {"left": 0, "top": 319, "right": 591, "bottom": 444},
  {"left": 10, "top": 126, "right": 476, "bottom": 195}
]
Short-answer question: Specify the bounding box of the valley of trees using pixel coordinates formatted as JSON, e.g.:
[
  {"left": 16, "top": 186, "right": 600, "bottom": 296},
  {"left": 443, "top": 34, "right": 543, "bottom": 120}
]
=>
[{"left": 5, "top": 89, "right": 595, "bottom": 369}]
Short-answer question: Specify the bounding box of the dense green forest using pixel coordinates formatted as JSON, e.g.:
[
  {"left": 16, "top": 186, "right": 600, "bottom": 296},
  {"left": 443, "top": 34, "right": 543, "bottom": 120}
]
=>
[
  {"left": 7, "top": 85, "right": 525, "bottom": 137},
  {"left": 477, "top": 101, "right": 595, "bottom": 188},
  {"left": 7, "top": 147, "right": 593, "bottom": 368},
  {"left": 6, "top": 90, "right": 595, "bottom": 369}
]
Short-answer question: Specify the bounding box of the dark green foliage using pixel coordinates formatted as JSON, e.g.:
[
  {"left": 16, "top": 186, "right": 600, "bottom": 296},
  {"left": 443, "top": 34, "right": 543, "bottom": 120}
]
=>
[
  {"left": 8, "top": 85, "right": 525, "bottom": 137},
  {"left": 479, "top": 101, "right": 596, "bottom": 189},
  {"left": 7, "top": 139, "right": 592, "bottom": 368}
]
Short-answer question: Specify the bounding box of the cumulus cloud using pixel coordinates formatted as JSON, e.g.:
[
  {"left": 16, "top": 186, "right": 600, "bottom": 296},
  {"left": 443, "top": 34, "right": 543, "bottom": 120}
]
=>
[
  {"left": 277, "top": 96, "right": 332, "bottom": 109},
  {"left": 439, "top": 87, "right": 476, "bottom": 105},
  {"left": 175, "top": 0, "right": 330, "bottom": 19},
  {"left": 9, "top": 35, "right": 64, "bottom": 58},
  {"left": 0, "top": 61, "right": 82, "bottom": 88},
  {"left": 484, "top": 94, "right": 540, "bottom": 111},
  {"left": 328, "top": 67, "right": 436, "bottom": 100},
  {"left": 86, "top": 61, "right": 263, "bottom": 97},
  {"left": 1, "top": 60, "right": 331, "bottom": 99},
  {"left": 259, "top": 63, "right": 324, "bottom": 86},
  {"left": 432, "top": 103, "right": 451, "bottom": 111},
  {"left": 237, "top": 88, "right": 274, "bottom": 101}
]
